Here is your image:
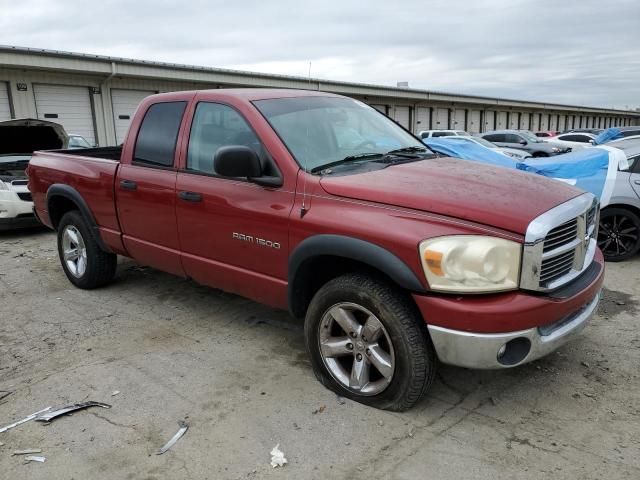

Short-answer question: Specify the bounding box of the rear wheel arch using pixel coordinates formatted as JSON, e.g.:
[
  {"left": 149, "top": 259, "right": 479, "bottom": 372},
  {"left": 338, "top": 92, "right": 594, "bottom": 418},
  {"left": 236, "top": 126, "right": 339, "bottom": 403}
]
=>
[
  {"left": 46, "top": 184, "right": 111, "bottom": 253},
  {"left": 288, "top": 235, "right": 426, "bottom": 318}
]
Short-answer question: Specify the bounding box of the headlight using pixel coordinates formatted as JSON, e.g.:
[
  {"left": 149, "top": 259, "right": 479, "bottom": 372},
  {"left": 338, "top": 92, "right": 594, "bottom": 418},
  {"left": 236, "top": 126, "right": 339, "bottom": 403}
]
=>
[
  {"left": 419, "top": 236, "right": 521, "bottom": 293},
  {"left": 0, "top": 180, "right": 9, "bottom": 191},
  {"left": 551, "top": 147, "right": 561, "bottom": 153}
]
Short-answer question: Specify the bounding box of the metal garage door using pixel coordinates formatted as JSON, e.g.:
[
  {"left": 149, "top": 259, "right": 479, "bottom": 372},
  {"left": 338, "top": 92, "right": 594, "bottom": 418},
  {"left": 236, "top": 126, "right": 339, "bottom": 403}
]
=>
[
  {"left": 519, "top": 113, "right": 530, "bottom": 130},
  {"left": 558, "top": 115, "right": 566, "bottom": 132},
  {"left": 435, "top": 108, "right": 449, "bottom": 129},
  {"left": 468, "top": 110, "right": 481, "bottom": 133},
  {"left": 452, "top": 109, "right": 466, "bottom": 130},
  {"left": 549, "top": 115, "right": 558, "bottom": 131},
  {"left": 393, "top": 106, "right": 411, "bottom": 129},
  {"left": 484, "top": 111, "right": 495, "bottom": 131},
  {"left": 111, "top": 89, "right": 155, "bottom": 144},
  {"left": 33, "top": 84, "right": 95, "bottom": 145},
  {"left": 540, "top": 114, "right": 549, "bottom": 130},
  {"left": 370, "top": 104, "right": 387, "bottom": 115},
  {"left": 415, "top": 106, "right": 430, "bottom": 132},
  {"left": 0, "top": 82, "right": 12, "bottom": 121},
  {"left": 531, "top": 113, "right": 540, "bottom": 131},
  {"left": 509, "top": 112, "right": 519, "bottom": 129},
  {"left": 496, "top": 111, "right": 508, "bottom": 130}
]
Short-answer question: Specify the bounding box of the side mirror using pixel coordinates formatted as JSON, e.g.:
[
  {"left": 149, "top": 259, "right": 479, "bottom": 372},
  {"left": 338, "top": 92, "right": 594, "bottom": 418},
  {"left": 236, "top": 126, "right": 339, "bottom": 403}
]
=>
[
  {"left": 214, "top": 145, "right": 263, "bottom": 178},
  {"left": 213, "top": 145, "right": 283, "bottom": 187}
]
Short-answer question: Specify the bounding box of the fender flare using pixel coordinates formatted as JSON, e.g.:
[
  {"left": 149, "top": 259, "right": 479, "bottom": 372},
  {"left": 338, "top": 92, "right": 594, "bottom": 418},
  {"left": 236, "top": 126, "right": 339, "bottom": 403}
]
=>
[
  {"left": 46, "top": 184, "right": 111, "bottom": 252},
  {"left": 288, "top": 234, "right": 426, "bottom": 316}
]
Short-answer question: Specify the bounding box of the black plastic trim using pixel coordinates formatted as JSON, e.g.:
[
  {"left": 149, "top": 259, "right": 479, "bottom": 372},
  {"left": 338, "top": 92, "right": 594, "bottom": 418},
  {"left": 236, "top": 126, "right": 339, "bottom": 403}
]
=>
[
  {"left": 544, "top": 261, "right": 602, "bottom": 300},
  {"left": 46, "top": 184, "right": 111, "bottom": 252},
  {"left": 288, "top": 234, "right": 426, "bottom": 316}
]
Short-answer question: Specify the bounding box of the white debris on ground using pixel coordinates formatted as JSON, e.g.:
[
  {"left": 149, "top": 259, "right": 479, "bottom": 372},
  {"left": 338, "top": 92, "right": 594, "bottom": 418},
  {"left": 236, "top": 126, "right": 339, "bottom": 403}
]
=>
[
  {"left": 24, "top": 456, "right": 46, "bottom": 463},
  {"left": 270, "top": 444, "right": 287, "bottom": 468}
]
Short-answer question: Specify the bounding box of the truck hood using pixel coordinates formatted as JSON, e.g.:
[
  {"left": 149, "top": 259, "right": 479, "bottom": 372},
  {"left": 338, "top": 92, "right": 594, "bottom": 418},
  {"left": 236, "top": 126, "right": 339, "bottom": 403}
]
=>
[
  {"left": 319, "top": 157, "right": 582, "bottom": 235},
  {"left": 0, "top": 118, "right": 68, "bottom": 155}
]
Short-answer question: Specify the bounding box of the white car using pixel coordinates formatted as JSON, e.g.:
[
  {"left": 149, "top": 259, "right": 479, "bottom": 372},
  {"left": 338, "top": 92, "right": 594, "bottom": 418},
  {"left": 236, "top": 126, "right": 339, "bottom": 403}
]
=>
[
  {"left": 0, "top": 118, "right": 68, "bottom": 230},
  {"left": 544, "top": 132, "right": 596, "bottom": 151},
  {"left": 443, "top": 135, "right": 532, "bottom": 160},
  {"left": 419, "top": 129, "right": 469, "bottom": 139}
]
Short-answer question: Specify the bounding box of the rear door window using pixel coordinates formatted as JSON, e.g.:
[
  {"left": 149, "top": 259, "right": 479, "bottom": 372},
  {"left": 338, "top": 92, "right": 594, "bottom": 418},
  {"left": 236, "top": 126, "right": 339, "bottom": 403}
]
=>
[
  {"left": 483, "top": 134, "right": 505, "bottom": 142},
  {"left": 134, "top": 101, "right": 187, "bottom": 167},
  {"left": 432, "top": 131, "right": 454, "bottom": 137}
]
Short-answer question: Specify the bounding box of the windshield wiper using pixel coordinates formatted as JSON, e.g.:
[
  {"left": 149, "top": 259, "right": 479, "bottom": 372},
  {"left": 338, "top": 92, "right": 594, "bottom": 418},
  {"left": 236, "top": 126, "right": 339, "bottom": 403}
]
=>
[
  {"left": 386, "top": 146, "right": 429, "bottom": 154},
  {"left": 310, "top": 153, "right": 384, "bottom": 173}
]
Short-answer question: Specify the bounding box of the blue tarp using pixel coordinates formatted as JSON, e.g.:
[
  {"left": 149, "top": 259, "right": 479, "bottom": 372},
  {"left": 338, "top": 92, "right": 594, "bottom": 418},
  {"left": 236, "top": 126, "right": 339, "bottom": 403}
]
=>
[
  {"left": 423, "top": 138, "right": 626, "bottom": 206},
  {"left": 593, "top": 128, "right": 623, "bottom": 145}
]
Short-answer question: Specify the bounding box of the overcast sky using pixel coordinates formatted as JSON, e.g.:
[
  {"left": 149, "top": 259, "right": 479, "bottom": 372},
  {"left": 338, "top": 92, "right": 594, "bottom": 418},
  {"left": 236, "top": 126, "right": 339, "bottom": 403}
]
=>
[{"left": 1, "top": 0, "right": 638, "bottom": 109}]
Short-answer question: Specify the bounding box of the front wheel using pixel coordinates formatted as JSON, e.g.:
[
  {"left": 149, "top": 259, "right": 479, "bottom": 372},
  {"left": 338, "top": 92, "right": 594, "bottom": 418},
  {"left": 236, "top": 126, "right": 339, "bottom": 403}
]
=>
[
  {"left": 57, "top": 210, "right": 117, "bottom": 288},
  {"left": 304, "top": 274, "right": 436, "bottom": 411},
  {"left": 598, "top": 207, "right": 640, "bottom": 261}
]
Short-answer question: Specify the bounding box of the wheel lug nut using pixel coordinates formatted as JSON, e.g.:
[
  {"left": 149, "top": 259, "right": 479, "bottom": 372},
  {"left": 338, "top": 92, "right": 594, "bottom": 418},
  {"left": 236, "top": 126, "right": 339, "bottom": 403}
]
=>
[
  {"left": 347, "top": 343, "right": 353, "bottom": 350},
  {"left": 350, "top": 332, "right": 357, "bottom": 338},
  {"left": 365, "top": 348, "right": 370, "bottom": 356},
  {"left": 356, "top": 353, "right": 363, "bottom": 361}
]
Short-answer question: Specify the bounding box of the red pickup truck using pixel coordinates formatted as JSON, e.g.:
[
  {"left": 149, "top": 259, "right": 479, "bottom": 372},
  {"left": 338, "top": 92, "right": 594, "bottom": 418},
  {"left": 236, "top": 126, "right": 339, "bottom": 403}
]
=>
[{"left": 28, "top": 89, "right": 604, "bottom": 411}]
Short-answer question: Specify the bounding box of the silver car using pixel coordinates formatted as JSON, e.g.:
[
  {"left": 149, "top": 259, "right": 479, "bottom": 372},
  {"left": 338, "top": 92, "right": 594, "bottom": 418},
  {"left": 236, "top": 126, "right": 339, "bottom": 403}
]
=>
[{"left": 598, "top": 140, "right": 640, "bottom": 261}]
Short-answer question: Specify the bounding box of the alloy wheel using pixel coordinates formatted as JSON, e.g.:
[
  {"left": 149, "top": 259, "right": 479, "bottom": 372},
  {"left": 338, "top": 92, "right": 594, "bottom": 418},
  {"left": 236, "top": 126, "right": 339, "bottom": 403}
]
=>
[
  {"left": 62, "top": 225, "right": 88, "bottom": 278},
  {"left": 318, "top": 302, "right": 395, "bottom": 396}
]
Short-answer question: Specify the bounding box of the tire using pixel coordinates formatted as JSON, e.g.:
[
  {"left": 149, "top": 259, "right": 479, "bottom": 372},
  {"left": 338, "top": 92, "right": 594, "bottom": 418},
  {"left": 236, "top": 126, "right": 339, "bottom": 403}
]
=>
[
  {"left": 304, "top": 273, "right": 436, "bottom": 411},
  {"left": 57, "top": 210, "right": 117, "bottom": 288},
  {"left": 598, "top": 207, "right": 640, "bottom": 262}
]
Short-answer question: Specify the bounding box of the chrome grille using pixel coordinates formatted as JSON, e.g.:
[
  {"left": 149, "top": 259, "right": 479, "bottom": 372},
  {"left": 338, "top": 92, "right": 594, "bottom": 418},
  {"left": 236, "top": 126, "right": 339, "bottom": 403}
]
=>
[
  {"left": 543, "top": 218, "right": 578, "bottom": 253},
  {"left": 521, "top": 193, "right": 599, "bottom": 292},
  {"left": 11, "top": 179, "right": 28, "bottom": 186},
  {"left": 540, "top": 249, "right": 575, "bottom": 283}
]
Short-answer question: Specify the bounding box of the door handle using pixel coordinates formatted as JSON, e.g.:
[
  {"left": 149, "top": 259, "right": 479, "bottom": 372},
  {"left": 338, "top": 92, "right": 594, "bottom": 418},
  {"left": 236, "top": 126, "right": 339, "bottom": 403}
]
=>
[
  {"left": 178, "top": 191, "right": 202, "bottom": 202},
  {"left": 119, "top": 179, "right": 137, "bottom": 190},
  {"left": 634, "top": 180, "right": 640, "bottom": 185}
]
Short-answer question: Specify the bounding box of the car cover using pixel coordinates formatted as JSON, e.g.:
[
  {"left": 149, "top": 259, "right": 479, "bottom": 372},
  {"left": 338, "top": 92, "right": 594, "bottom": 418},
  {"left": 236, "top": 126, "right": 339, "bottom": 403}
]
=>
[
  {"left": 593, "top": 127, "right": 623, "bottom": 145},
  {"left": 424, "top": 138, "right": 628, "bottom": 207}
]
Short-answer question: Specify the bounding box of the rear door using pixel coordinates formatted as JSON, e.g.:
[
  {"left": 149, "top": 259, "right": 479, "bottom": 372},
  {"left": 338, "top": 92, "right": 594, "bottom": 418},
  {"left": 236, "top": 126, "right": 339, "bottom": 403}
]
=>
[
  {"left": 116, "top": 100, "right": 188, "bottom": 276},
  {"left": 629, "top": 154, "right": 640, "bottom": 199},
  {"left": 175, "top": 100, "right": 293, "bottom": 306}
]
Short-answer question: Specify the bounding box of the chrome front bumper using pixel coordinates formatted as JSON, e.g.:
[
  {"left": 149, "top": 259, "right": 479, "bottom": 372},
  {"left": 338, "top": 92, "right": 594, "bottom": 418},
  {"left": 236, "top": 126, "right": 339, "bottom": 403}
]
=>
[{"left": 428, "top": 291, "right": 601, "bottom": 369}]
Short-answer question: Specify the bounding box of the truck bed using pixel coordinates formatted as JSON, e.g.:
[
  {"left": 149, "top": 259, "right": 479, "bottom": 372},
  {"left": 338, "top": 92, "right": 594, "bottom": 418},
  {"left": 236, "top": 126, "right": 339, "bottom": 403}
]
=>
[{"left": 28, "top": 147, "right": 122, "bottom": 233}]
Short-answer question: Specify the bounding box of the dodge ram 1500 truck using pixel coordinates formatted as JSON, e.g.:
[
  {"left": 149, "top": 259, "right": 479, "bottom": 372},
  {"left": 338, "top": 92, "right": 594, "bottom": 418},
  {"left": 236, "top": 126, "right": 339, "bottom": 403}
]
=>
[{"left": 28, "top": 89, "right": 604, "bottom": 411}]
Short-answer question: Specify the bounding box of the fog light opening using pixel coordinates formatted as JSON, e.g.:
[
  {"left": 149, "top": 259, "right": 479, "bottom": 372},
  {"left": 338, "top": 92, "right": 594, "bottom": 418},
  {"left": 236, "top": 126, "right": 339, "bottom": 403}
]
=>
[{"left": 497, "top": 337, "right": 531, "bottom": 366}]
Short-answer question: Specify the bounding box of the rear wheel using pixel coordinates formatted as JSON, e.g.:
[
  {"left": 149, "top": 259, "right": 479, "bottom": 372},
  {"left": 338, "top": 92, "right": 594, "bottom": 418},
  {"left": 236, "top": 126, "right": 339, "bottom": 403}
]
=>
[
  {"left": 304, "top": 274, "right": 436, "bottom": 411},
  {"left": 57, "top": 210, "right": 117, "bottom": 288},
  {"left": 598, "top": 207, "right": 640, "bottom": 262}
]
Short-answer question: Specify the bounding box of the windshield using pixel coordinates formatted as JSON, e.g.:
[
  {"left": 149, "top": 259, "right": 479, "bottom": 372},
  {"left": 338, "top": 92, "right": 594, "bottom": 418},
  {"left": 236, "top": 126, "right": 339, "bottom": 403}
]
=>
[
  {"left": 254, "top": 96, "right": 427, "bottom": 172},
  {"left": 518, "top": 131, "right": 541, "bottom": 143},
  {"left": 69, "top": 135, "right": 91, "bottom": 148}
]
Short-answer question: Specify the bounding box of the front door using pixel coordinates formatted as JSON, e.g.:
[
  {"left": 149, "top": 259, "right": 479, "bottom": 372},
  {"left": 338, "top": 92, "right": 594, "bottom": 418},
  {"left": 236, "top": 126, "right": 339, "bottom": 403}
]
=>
[
  {"left": 116, "top": 100, "right": 188, "bottom": 276},
  {"left": 175, "top": 101, "right": 294, "bottom": 307}
]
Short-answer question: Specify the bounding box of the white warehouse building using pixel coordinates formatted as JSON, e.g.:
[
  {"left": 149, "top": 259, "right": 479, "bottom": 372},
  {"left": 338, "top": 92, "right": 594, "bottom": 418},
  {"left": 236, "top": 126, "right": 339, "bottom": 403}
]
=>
[{"left": 1, "top": 45, "right": 638, "bottom": 147}]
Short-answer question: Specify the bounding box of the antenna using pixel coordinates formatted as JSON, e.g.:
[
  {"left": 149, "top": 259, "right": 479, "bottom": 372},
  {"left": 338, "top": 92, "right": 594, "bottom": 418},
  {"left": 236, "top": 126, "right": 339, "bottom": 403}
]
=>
[{"left": 301, "top": 61, "right": 312, "bottom": 217}]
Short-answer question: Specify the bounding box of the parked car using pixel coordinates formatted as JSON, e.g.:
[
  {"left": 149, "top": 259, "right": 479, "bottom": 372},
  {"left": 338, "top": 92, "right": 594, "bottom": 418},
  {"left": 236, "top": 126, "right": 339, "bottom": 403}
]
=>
[
  {"left": 441, "top": 135, "right": 532, "bottom": 160},
  {"left": 419, "top": 129, "right": 469, "bottom": 139},
  {"left": 598, "top": 140, "right": 640, "bottom": 261},
  {"left": 535, "top": 130, "right": 561, "bottom": 138},
  {"left": 0, "top": 118, "right": 68, "bottom": 230},
  {"left": 481, "top": 130, "right": 571, "bottom": 157},
  {"left": 68, "top": 134, "right": 93, "bottom": 149},
  {"left": 563, "top": 128, "right": 603, "bottom": 135},
  {"left": 615, "top": 126, "right": 640, "bottom": 138},
  {"left": 28, "top": 89, "right": 604, "bottom": 411},
  {"left": 544, "top": 132, "right": 596, "bottom": 151}
]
